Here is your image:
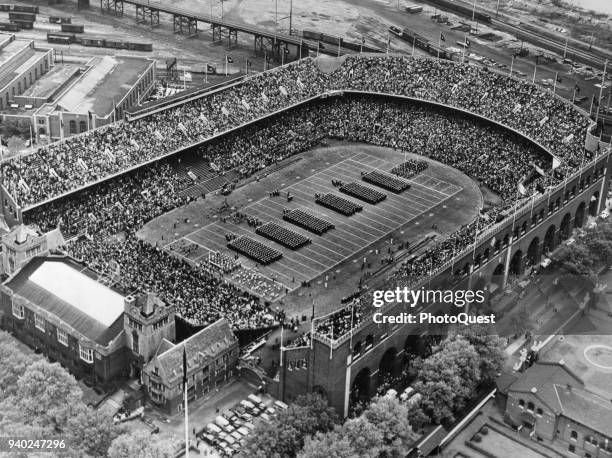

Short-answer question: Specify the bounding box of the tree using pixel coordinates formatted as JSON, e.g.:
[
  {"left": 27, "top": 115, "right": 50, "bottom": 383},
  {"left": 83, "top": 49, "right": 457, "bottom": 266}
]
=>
[
  {"left": 1, "top": 360, "right": 84, "bottom": 431},
  {"left": 0, "top": 331, "right": 39, "bottom": 400},
  {"left": 108, "top": 430, "right": 179, "bottom": 458},
  {"left": 67, "top": 407, "right": 126, "bottom": 457},
  {"left": 552, "top": 243, "right": 595, "bottom": 276},
  {"left": 239, "top": 393, "right": 338, "bottom": 457},
  {"left": 584, "top": 236, "right": 612, "bottom": 268},
  {"left": 413, "top": 338, "right": 481, "bottom": 424},
  {"left": 448, "top": 323, "right": 506, "bottom": 383},
  {"left": 362, "top": 396, "right": 419, "bottom": 454},
  {"left": 298, "top": 396, "right": 418, "bottom": 458},
  {"left": 299, "top": 430, "right": 361, "bottom": 458}
]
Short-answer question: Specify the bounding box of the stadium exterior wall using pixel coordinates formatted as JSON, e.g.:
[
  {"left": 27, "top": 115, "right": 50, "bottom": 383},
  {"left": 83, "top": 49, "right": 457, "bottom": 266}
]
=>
[{"left": 277, "top": 153, "right": 610, "bottom": 417}]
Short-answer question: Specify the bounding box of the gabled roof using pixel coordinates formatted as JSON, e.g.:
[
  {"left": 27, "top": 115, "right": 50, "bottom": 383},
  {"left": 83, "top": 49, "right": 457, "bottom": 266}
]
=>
[
  {"left": 145, "top": 318, "right": 237, "bottom": 385},
  {"left": 507, "top": 361, "right": 584, "bottom": 413},
  {"left": 4, "top": 256, "right": 125, "bottom": 346},
  {"left": 555, "top": 385, "right": 612, "bottom": 435},
  {"left": 507, "top": 361, "right": 612, "bottom": 435}
]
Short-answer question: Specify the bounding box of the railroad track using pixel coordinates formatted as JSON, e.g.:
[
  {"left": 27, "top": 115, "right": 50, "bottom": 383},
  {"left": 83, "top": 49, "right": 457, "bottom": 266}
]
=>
[{"left": 490, "top": 18, "right": 608, "bottom": 70}]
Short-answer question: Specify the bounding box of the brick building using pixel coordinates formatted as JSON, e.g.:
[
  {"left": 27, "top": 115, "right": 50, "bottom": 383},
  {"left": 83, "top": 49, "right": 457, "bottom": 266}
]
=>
[
  {"left": 142, "top": 318, "right": 239, "bottom": 414},
  {"left": 498, "top": 361, "right": 612, "bottom": 458},
  {"left": 0, "top": 251, "right": 175, "bottom": 388}
]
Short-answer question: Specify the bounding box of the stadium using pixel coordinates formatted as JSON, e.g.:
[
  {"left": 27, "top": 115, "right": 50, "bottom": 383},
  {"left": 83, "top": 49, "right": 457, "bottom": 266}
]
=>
[{"left": 0, "top": 54, "right": 609, "bottom": 417}]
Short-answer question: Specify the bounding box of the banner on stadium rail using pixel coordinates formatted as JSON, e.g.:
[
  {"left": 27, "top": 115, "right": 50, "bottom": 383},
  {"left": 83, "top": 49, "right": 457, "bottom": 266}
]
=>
[
  {"left": 552, "top": 156, "right": 561, "bottom": 169},
  {"left": 562, "top": 134, "right": 574, "bottom": 145},
  {"left": 210, "top": 162, "right": 220, "bottom": 172},
  {"left": 539, "top": 116, "right": 549, "bottom": 127},
  {"left": 241, "top": 99, "right": 251, "bottom": 110},
  {"left": 115, "top": 201, "right": 125, "bottom": 210},
  {"left": 261, "top": 92, "right": 269, "bottom": 103},
  {"left": 188, "top": 170, "right": 198, "bottom": 181},
  {"left": 512, "top": 104, "right": 522, "bottom": 114},
  {"left": 130, "top": 139, "right": 139, "bottom": 148},
  {"left": 199, "top": 113, "right": 208, "bottom": 123},
  {"left": 279, "top": 86, "right": 288, "bottom": 96},
  {"left": 296, "top": 78, "right": 304, "bottom": 89},
  {"left": 154, "top": 130, "right": 164, "bottom": 142},
  {"left": 533, "top": 164, "right": 545, "bottom": 176},
  {"left": 178, "top": 122, "right": 188, "bottom": 135},
  {"left": 77, "top": 158, "right": 88, "bottom": 171},
  {"left": 49, "top": 168, "right": 59, "bottom": 179},
  {"left": 221, "top": 107, "right": 230, "bottom": 116}
]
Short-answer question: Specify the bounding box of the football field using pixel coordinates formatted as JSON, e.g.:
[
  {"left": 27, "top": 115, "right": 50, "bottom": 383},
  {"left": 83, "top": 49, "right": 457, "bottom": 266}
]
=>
[{"left": 170, "top": 150, "right": 462, "bottom": 292}]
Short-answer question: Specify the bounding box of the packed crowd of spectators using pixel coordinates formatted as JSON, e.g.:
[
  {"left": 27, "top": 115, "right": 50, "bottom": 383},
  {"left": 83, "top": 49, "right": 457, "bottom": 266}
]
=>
[
  {"left": 2, "top": 55, "right": 592, "bottom": 209},
  {"left": 20, "top": 63, "right": 591, "bottom": 332}
]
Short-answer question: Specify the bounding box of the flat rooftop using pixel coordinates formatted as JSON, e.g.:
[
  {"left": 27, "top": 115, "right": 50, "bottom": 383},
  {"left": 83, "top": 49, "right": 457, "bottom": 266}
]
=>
[
  {"left": 21, "top": 64, "right": 80, "bottom": 100},
  {"left": 56, "top": 55, "right": 152, "bottom": 115}
]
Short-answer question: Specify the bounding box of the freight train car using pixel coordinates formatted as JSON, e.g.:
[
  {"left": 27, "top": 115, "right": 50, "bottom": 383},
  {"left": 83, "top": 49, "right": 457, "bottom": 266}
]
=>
[
  {"left": 49, "top": 16, "right": 71, "bottom": 24},
  {"left": 0, "top": 21, "right": 19, "bottom": 31},
  {"left": 61, "top": 23, "right": 84, "bottom": 33},
  {"left": 127, "top": 42, "right": 153, "bottom": 51},
  {"left": 8, "top": 12, "right": 35, "bottom": 22},
  {"left": 13, "top": 4, "right": 39, "bottom": 13},
  {"left": 428, "top": 0, "right": 491, "bottom": 23},
  {"left": 11, "top": 19, "right": 32, "bottom": 29},
  {"left": 47, "top": 32, "right": 76, "bottom": 44}
]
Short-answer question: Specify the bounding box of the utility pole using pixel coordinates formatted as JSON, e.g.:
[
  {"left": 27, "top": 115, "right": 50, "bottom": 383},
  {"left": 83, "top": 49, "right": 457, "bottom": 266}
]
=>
[
  {"left": 289, "top": 0, "right": 293, "bottom": 35},
  {"left": 595, "top": 59, "right": 608, "bottom": 124}
]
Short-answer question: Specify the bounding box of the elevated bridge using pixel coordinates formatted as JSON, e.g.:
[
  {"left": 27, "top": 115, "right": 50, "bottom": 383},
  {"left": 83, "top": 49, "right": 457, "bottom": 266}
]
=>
[{"left": 100, "top": 0, "right": 313, "bottom": 60}]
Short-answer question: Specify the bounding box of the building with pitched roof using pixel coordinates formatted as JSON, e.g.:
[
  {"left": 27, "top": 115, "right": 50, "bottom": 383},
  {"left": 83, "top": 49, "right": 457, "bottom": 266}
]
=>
[
  {"left": 498, "top": 361, "right": 612, "bottom": 458},
  {"left": 142, "top": 318, "right": 239, "bottom": 414},
  {"left": 0, "top": 252, "right": 175, "bottom": 388}
]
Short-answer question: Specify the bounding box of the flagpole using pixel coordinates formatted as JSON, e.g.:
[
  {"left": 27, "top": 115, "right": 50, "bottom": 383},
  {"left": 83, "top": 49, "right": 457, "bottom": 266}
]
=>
[
  {"left": 532, "top": 64, "right": 537, "bottom": 84},
  {"left": 472, "top": 212, "right": 480, "bottom": 260},
  {"left": 412, "top": 35, "right": 415, "bottom": 56},
  {"left": 595, "top": 59, "right": 608, "bottom": 123},
  {"left": 509, "top": 55, "right": 514, "bottom": 76},
  {"left": 553, "top": 72, "right": 558, "bottom": 94},
  {"left": 183, "top": 347, "right": 189, "bottom": 458},
  {"left": 437, "top": 33, "right": 441, "bottom": 59}
]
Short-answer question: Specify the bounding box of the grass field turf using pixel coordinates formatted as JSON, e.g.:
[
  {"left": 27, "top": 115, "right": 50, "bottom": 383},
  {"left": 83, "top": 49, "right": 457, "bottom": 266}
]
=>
[{"left": 138, "top": 142, "right": 482, "bottom": 316}]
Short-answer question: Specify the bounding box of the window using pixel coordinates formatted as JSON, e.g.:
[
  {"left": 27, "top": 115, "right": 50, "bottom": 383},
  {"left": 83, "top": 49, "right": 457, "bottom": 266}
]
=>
[
  {"left": 12, "top": 303, "right": 24, "bottom": 319},
  {"left": 518, "top": 399, "right": 525, "bottom": 408},
  {"left": 536, "top": 408, "right": 543, "bottom": 416},
  {"left": 568, "top": 444, "right": 576, "bottom": 453},
  {"left": 57, "top": 328, "right": 68, "bottom": 346},
  {"left": 527, "top": 401, "right": 535, "bottom": 412},
  {"left": 69, "top": 120, "right": 77, "bottom": 134},
  {"left": 79, "top": 344, "right": 93, "bottom": 363},
  {"left": 132, "top": 331, "right": 139, "bottom": 354},
  {"left": 128, "top": 317, "right": 142, "bottom": 331},
  {"left": 570, "top": 430, "right": 578, "bottom": 441},
  {"left": 34, "top": 313, "right": 45, "bottom": 331}
]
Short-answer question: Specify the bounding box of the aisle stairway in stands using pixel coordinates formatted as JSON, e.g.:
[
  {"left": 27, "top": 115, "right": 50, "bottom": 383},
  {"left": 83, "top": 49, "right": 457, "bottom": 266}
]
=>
[{"left": 171, "top": 155, "right": 242, "bottom": 198}]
